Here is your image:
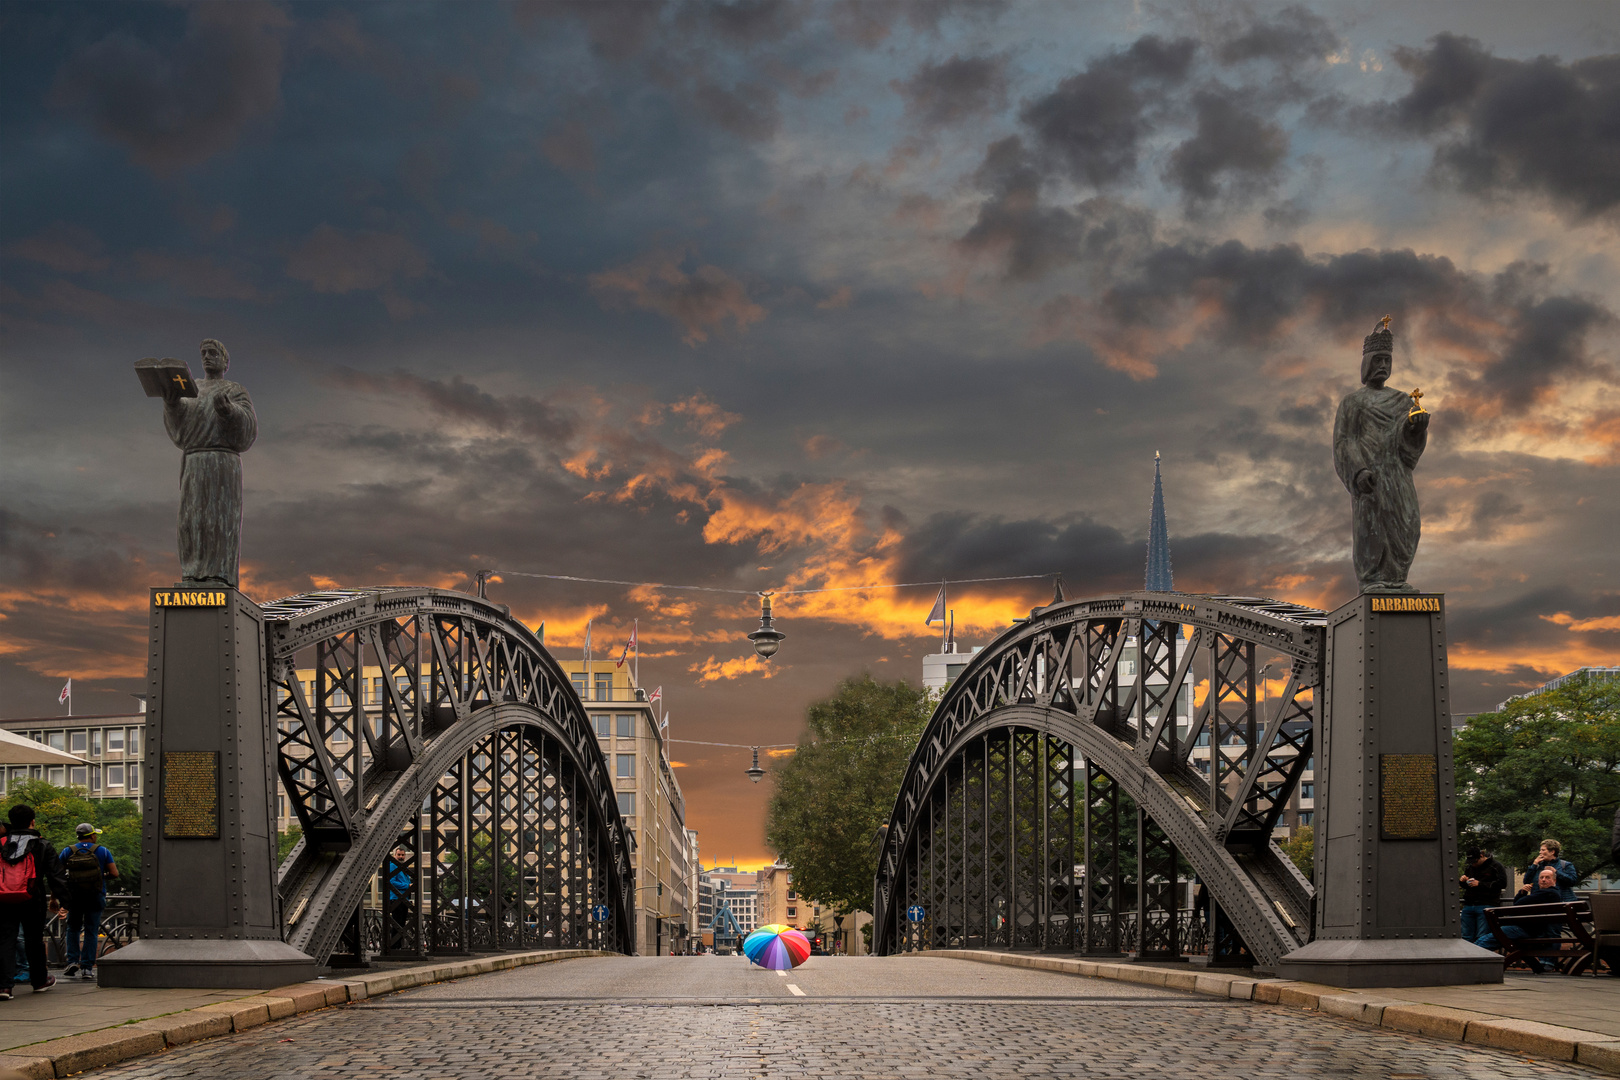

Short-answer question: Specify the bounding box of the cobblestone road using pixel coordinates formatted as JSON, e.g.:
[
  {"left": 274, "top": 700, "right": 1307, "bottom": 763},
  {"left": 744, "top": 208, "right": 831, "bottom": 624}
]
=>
[{"left": 94, "top": 956, "right": 1596, "bottom": 1079}]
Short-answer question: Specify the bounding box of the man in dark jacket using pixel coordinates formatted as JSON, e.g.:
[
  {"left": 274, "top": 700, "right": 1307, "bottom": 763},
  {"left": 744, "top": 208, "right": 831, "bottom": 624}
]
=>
[
  {"left": 1, "top": 804, "right": 68, "bottom": 997},
  {"left": 1475, "top": 867, "right": 1565, "bottom": 973},
  {"left": 1458, "top": 847, "right": 1508, "bottom": 943}
]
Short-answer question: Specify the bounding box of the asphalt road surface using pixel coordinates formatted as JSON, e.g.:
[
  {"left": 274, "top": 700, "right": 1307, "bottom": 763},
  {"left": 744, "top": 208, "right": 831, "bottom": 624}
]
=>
[{"left": 93, "top": 954, "right": 1592, "bottom": 1078}]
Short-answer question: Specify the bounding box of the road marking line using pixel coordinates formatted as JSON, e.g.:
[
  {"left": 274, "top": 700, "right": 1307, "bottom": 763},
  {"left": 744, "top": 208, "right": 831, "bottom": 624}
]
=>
[
  {"left": 776, "top": 970, "right": 787, "bottom": 976},
  {"left": 786, "top": 984, "right": 806, "bottom": 996}
]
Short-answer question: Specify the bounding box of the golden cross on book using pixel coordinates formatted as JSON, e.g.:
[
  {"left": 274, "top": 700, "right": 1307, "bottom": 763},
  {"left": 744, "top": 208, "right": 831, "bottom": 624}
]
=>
[{"left": 1409, "top": 387, "right": 1427, "bottom": 418}]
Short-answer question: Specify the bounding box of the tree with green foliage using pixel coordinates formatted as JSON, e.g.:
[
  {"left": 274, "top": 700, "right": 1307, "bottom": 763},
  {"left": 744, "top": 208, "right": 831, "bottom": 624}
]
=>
[
  {"left": 278, "top": 825, "right": 303, "bottom": 862},
  {"left": 2, "top": 780, "right": 142, "bottom": 893},
  {"left": 1455, "top": 672, "right": 1620, "bottom": 878},
  {"left": 1281, "top": 825, "right": 1314, "bottom": 881},
  {"left": 764, "top": 675, "right": 932, "bottom": 916}
]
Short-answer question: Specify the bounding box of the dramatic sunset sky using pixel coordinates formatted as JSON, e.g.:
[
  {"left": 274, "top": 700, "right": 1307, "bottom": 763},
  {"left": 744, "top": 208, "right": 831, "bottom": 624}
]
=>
[{"left": 3, "top": 2, "right": 1617, "bottom": 867}]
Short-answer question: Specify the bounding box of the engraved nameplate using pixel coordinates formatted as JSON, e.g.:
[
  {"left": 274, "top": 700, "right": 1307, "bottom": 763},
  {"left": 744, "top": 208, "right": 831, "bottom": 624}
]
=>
[
  {"left": 1370, "top": 596, "right": 1440, "bottom": 613},
  {"left": 162, "top": 751, "right": 220, "bottom": 839},
  {"left": 1379, "top": 753, "right": 1439, "bottom": 840}
]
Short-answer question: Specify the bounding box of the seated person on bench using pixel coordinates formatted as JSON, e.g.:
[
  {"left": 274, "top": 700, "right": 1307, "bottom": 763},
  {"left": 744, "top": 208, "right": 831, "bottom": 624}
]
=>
[{"left": 1475, "top": 867, "right": 1564, "bottom": 972}]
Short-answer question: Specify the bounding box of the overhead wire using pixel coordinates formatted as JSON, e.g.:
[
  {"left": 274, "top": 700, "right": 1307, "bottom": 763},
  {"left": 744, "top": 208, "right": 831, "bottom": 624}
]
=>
[{"left": 489, "top": 569, "right": 1055, "bottom": 598}]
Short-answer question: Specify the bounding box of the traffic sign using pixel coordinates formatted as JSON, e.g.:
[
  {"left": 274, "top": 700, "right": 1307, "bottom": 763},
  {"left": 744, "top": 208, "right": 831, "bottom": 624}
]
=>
[
  {"left": 592, "top": 904, "right": 610, "bottom": 922},
  {"left": 906, "top": 905, "right": 925, "bottom": 923}
]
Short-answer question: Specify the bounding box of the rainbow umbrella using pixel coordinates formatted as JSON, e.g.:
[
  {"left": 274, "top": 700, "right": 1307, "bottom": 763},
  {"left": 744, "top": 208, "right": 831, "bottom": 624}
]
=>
[{"left": 742, "top": 924, "right": 811, "bottom": 970}]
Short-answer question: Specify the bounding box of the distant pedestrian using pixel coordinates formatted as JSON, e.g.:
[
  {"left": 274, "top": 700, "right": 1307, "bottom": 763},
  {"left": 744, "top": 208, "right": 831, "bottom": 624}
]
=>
[
  {"left": 59, "top": 823, "right": 118, "bottom": 981},
  {"left": 1524, "top": 840, "right": 1579, "bottom": 903},
  {"left": 1458, "top": 847, "right": 1507, "bottom": 942},
  {"left": 385, "top": 846, "right": 413, "bottom": 943},
  {"left": 0, "top": 804, "right": 67, "bottom": 998}
]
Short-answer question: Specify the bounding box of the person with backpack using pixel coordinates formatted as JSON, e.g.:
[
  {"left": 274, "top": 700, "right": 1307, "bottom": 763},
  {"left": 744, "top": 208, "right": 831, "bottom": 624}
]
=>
[
  {"left": 59, "top": 823, "right": 118, "bottom": 981},
  {"left": 1, "top": 804, "right": 67, "bottom": 998}
]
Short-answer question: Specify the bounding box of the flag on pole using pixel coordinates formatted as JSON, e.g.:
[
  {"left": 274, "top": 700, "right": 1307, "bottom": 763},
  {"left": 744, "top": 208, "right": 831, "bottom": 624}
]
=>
[
  {"left": 617, "top": 625, "right": 636, "bottom": 668},
  {"left": 59, "top": 678, "right": 71, "bottom": 705},
  {"left": 660, "top": 712, "right": 669, "bottom": 732},
  {"left": 583, "top": 620, "right": 592, "bottom": 659},
  {"left": 649, "top": 685, "right": 663, "bottom": 705},
  {"left": 925, "top": 583, "right": 946, "bottom": 625}
]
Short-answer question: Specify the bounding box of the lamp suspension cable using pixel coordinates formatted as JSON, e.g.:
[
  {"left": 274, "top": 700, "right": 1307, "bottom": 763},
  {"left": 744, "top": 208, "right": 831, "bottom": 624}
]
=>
[{"left": 487, "top": 569, "right": 1056, "bottom": 598}]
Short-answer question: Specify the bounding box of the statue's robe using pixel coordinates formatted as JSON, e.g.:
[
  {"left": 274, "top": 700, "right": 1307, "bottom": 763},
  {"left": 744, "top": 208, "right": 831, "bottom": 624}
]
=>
[
  {"left": 164, "top": 378, "right": 257, "bottom": 586},
  {"left": 1333, "top": 385, "right": 1426, "bottom": 592}
]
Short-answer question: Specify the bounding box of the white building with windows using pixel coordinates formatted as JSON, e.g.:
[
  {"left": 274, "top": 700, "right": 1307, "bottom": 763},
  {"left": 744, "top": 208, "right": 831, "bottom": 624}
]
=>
[{"left": 0, "top": 707, "right": 148, "bottom": 805}]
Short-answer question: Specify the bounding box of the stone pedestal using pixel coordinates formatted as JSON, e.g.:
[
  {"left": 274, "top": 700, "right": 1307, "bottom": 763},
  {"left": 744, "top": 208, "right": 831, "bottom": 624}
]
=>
[
  {"left": 99, "top": 587, "right": 317, "bottom": 989},
  {"left": 1275, "top": 593, "right": 1501, "bottom": 987}
]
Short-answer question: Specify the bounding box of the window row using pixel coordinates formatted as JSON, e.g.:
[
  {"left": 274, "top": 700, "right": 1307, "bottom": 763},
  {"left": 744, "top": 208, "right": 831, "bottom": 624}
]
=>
[
  {"left": 1, "top": 762, "right": 138, "bottom": 794},
  {"left": 591, "top": 714, "right": 639, "bottom": 738},
  {"left": 570, "top": 673, "right": 616, "bottom": 701},
  {"left": 21, "top": 727, "right": 141, "bottom": 757}
]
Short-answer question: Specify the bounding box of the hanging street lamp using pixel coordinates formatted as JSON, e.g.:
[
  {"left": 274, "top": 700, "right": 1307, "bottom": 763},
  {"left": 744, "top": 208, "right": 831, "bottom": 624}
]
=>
[
  {"left": 746, "top": 746, "right": 765, "bottom": 784},
  {"left": 746, "top": 592, "right": 785, "bottom": 659}
]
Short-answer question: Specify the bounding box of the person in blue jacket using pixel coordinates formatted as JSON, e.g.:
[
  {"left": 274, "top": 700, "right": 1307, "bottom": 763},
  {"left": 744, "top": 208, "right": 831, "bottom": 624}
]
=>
[
  {"left": 58, "top": 823, "right": 118, "bottom": 981},
  {"left": 1524, "top": 839, "right": 1579, "bottom": 904}
]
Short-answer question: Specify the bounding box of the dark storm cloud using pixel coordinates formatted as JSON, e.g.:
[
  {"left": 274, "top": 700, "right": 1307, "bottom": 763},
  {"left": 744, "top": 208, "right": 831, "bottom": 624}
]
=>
[
  {"left": 1450, "top": 282, "right": 1615, "bottom": 415},
  {"left": 892, "top": 512, "right": 1306, "bottom": 598},
  {"left": 1381, "top": 34, "right": 1620, "bottom": 221},
  {"left": 1211, "top": 5, "right": 1342, "bottom": 68},
  {"left": 52, "top": 3, "right": 289, "bottom": 172},
  {"left": 521, "top": 1, "right": 667, "bottom": 63},
  {"left": 1020, "top": 35, "right": 1198, "bottom": 189},
  {"left": 589, "top": 250, "right": 766, "bottom": 345},
  {"left": 284, "top": 226, "right": 430, "bottom": 295},
  {"left": 891, "top": 53, "right": 1009, "bottom": 128},
  {"left": 957, "top": 144, "right": 1159, "bottom": 283},
  {"left": 1163, "top": 91, "right": 1289, "bottom": 208},
  {"left": 678, "top": 1, "right": 803, "bottom": 44},
  {"left": 316, "top": 367, "right": 579, "bottom": 446}
]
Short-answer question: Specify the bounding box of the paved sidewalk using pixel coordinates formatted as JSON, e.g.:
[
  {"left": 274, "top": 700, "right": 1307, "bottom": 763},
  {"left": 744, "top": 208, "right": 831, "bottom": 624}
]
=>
[
  {"left": 929, "top": 950, "right": 1620, "bottom": 1073},
  {"left": 0, "top": 950, "right": 610, "bottom": 1079}
]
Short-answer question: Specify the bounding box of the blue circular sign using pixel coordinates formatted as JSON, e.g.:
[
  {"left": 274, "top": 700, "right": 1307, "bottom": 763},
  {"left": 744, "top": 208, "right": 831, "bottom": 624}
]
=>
[
  {"left": 906, "top": 905, "right": 926, "bottom": 922},
  {"left": 592, "top": 904, "right": 610, "bottom": 922}
]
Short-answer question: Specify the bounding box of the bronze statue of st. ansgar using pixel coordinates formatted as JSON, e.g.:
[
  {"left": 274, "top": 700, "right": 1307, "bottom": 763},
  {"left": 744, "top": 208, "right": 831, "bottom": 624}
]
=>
[
  {"left": 141, "top": 339, "right": 257, "bottom": 587},
  {"left": 1333, "top": 317, "right": 1429, "bottom": 593}
]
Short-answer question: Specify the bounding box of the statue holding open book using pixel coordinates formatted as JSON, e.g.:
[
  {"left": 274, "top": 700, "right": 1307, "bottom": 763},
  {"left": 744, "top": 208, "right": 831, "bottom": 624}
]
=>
[{"left": 135, "top": 339, "right": 257, "bottom": 587}]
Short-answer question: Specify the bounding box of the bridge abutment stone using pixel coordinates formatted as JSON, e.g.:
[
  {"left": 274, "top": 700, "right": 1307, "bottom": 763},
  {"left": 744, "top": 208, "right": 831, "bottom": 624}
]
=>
[
  {"left": 100, "top": 586, "right": 318, "bottom": 989},
  {"left": 1275, "top": 593, "right": 1502, "bottom": 987}
]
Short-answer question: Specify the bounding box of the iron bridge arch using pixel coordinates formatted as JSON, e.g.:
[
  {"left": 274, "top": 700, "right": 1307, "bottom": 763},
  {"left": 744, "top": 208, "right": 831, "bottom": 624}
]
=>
[
  {"left": 874, "top": 592, "right": 1325, "bottom": 965},
  {"left": 263, "top": 587, "right": 635, "bottom": 964}
]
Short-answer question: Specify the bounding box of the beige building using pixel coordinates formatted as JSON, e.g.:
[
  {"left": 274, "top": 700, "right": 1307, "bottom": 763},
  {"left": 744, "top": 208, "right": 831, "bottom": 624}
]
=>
[{"left": 755, "top": 860, "right": 871, "bottom": 956}]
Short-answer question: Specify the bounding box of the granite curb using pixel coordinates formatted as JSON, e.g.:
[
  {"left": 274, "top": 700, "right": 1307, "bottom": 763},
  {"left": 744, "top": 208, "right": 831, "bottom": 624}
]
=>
[
  {"left": 0, "top": 949, "right": 613, "bottom": 1079},
  {"left": 926, "top": 950, "right": 1620, "bottom": 1075}
]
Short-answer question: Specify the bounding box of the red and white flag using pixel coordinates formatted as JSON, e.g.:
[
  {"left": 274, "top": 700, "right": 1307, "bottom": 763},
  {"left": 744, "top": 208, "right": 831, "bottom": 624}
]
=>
[
  {"left": 649, "top": 685, "right": 662, "bottom": 705},
  {"left": 616, "top": 625, "right": 636, "bottom": 668},
  {"left": 58, "top": 678, "right": 71, "bottom": 705}
]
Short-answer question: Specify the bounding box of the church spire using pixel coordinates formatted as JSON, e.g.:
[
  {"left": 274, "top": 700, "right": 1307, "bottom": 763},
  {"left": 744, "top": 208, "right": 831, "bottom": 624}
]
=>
[{"left": 1146, "top": 451, "right": 1174, "bottom": 592}]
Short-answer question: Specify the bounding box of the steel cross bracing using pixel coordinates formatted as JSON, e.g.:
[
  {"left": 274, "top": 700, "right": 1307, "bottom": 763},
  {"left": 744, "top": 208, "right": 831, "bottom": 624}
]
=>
[
  {"left": 262, "top": 587, "right": 636, "bottom": 964},
  {"left": 874, "top": 592, "right": 1324, "bottom": 965}
]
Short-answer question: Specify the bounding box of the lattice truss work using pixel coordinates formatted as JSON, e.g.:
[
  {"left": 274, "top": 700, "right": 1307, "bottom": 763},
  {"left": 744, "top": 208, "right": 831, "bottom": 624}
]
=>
[
  {"left": 875, "top": 593, "right": 1325, "bottom": 966},
  {"left": 262, "top": 588, "right": 635, "bottom": 964}
]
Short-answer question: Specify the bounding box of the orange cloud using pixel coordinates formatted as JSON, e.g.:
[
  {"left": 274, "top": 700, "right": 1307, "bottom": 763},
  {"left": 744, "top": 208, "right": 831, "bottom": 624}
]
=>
[
  {"left": 1542, "top": 612, "right": 1620, "bottom": 633},
  {"left": 690, "top": 654, "right": 779, "bottom": 682}
]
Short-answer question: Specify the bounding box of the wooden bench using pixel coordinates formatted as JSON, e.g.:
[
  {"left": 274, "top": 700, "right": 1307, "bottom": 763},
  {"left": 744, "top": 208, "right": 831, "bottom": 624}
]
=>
[{"left": 1483, "top": 901, "right": 1596, "bottom": 975}]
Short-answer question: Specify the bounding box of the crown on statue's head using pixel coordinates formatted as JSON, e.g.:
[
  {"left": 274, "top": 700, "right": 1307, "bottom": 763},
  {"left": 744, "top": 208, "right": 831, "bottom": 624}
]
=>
[{"left": 1363, "top": 314, "right": 1394, "bottom": 356}]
